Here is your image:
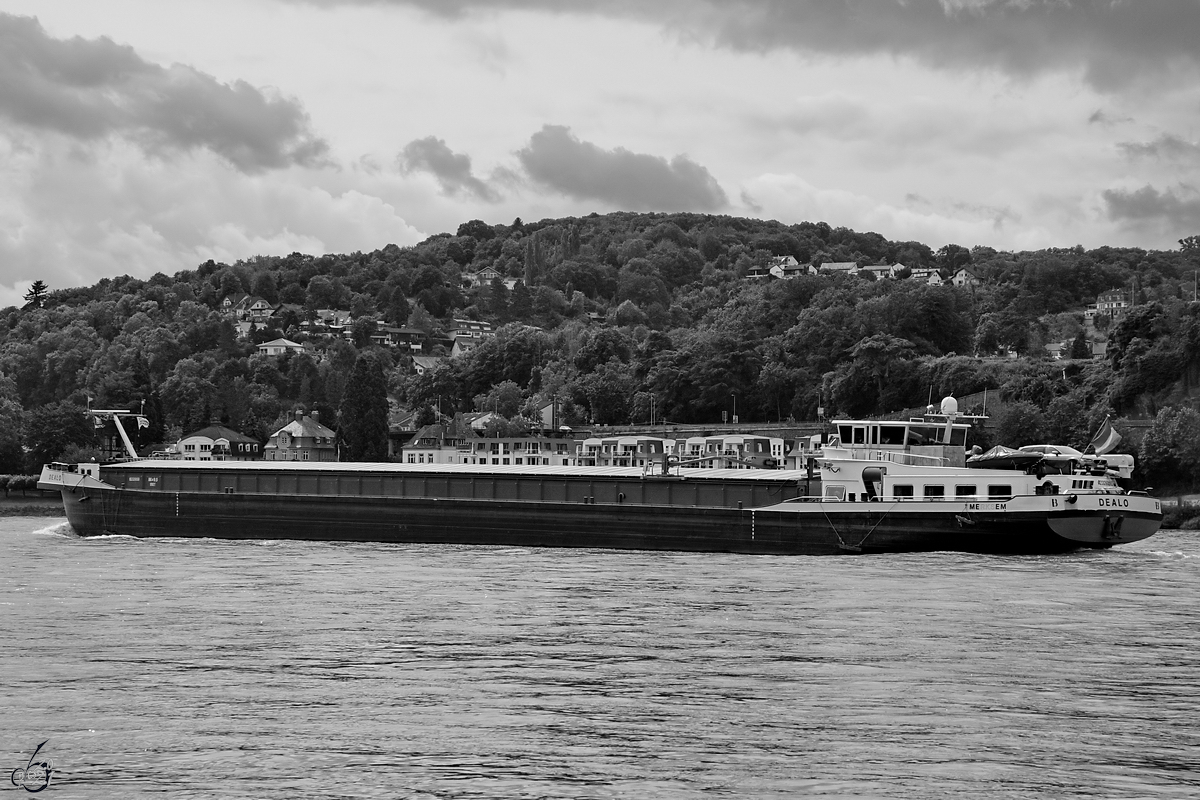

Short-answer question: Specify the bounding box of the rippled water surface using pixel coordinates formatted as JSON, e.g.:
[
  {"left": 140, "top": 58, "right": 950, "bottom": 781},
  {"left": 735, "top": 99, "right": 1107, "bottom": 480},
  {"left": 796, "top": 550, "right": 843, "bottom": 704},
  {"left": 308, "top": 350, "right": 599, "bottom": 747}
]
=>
[{"left": 2, "top": 517, "right": 1198, "bottom": 799}]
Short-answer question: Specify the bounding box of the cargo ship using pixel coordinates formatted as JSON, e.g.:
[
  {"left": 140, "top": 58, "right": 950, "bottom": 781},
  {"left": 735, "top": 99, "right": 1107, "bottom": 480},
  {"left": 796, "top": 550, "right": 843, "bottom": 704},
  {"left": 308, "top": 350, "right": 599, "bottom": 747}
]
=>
[{"left": 37, "top": 401, "right": 1161, "bottom": 555}]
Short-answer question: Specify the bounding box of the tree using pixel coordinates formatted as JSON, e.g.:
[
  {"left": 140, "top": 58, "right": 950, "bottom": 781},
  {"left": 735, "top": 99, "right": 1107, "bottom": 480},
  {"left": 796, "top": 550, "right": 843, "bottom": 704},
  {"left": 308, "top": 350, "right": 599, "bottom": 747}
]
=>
[
  {"left": 474, "top": 380, "right": 524, "bottom": 418},
  {"left": 22, "top": 280, "right": 48, "bottom": 310},
  {"left": 351, "top": 316, "right": 377, "bottom": 348},
  {"left": 994, "top": 401, "right": 1047, "bottom": 448},
  {"left": 1069, "top": 330, "right": 1091, "bottom": 360},
  {"left": 848, "top": 333, "right": 916, "bottom": 409},
  {"left": 1139, "top": 406, "right": 1200, "bottom": 489},
  {"left": 24, "top": 400, "right": 94, "bottom": 470},
  {"left": 250, "top": 271, "right": 279, "bottom": 304},
  {"left": 457, "top": 219, "right": 495, "bottom": 240},
  {"left": 338, "top": 355, "right": 390, "bottom": 461}
]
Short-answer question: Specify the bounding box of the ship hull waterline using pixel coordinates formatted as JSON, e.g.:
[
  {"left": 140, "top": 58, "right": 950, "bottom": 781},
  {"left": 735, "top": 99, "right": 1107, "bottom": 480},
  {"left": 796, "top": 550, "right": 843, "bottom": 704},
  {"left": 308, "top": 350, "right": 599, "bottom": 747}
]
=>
[{"left": 55, "top": 486, "right": 1160, "bottom": 556}]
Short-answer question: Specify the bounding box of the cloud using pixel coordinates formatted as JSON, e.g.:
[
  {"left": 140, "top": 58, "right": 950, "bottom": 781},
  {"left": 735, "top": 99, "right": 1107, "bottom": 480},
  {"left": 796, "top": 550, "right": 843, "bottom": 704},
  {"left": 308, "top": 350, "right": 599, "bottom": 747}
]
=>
[
  {"left": 742, "top": 172, "right": 1055, "bottom": 250},
  {"left": 0, "top": 137, "right": 423, "bottom": 297},
  {"left": 0, "top": 13, "right": 328, "bottom": 172},
  {"left": 286, "top": 0, "right": 1200, "bottom": 91},
  {"left": 516, "top": 124, "right": 727, "bottom": 212},
  {"left": 1103, "top": 184, "right": 1200, "bottom": 231},
  {"left": 399, "top": 136, "right": 501, "bottom": 202},
  {"left": 1118, "top": 135, "right": 1200, "bottom": 164}
]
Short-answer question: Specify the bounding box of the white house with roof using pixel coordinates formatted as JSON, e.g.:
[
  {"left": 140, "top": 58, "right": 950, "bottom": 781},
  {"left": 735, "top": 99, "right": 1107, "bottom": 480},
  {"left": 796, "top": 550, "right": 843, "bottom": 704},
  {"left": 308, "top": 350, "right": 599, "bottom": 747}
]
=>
[
  {"left": 451, "top": 335, "right": 483, "bottom": 358},
  {"left": 819, "top": 261, "right": 859, "bottom": 275},
  {"left": 257, "top": 338, "right": 307, "bottom": 356},
  {"left": 950, "top": 267, "right": 980, "bottom": 286},
  {"left": 176, "top": 423, "right": 263, "bottom": 461},
  {"left": 907, "top": 267, "right": 942, "bottom": 285},
  {"left": 773, "top": 259, "right": 815, "bottom": 279},
  {"left": 858, "top": 263, "right": 908, "bottom": 280},
  {"left": 1085, "top": 289, "right": 1131, "bottom": 322}
]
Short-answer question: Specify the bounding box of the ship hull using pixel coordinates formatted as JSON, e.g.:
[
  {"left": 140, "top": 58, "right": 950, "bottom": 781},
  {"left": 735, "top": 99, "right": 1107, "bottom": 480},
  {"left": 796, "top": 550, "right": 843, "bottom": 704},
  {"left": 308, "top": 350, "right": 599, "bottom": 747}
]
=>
[{"left": 56, "top": 486, "right": 1160, "bottom": 556}]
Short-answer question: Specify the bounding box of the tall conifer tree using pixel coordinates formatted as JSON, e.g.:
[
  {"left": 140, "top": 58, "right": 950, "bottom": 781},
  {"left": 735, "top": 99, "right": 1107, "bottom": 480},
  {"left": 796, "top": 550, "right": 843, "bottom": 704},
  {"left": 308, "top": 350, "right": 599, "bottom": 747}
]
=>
[{"left": 338, "top": 355, "right": 390, "bottom": 461}]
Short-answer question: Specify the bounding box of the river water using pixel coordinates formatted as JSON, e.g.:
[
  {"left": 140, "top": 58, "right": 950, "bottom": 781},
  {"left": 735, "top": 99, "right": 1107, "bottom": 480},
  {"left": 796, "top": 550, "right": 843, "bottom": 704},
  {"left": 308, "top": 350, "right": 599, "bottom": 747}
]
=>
[{"left": 2, "top": 517, "right": 1197, "bottom": 799}]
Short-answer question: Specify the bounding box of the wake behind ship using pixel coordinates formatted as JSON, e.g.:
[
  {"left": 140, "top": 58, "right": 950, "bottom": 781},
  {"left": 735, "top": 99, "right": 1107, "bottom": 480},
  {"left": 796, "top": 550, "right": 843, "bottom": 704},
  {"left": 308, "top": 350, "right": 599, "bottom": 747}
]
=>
[{"left": 39, "top": 403, "right": 1161, "bottom": 555}]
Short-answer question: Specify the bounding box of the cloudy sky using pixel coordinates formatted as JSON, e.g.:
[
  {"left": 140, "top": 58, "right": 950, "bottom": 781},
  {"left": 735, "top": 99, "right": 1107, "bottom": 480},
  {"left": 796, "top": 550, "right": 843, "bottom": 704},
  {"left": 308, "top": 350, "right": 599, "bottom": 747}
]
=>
[{"left": 1, "top": 0, "right": 1199, "bottom": 305}]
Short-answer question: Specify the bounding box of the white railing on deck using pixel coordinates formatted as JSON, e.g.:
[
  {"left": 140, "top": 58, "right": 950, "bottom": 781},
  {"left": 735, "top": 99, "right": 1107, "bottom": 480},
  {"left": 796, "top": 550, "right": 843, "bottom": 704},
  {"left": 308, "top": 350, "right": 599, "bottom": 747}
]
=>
[{"left": 821, "top": 448, "right": 946, "bottom": 467}]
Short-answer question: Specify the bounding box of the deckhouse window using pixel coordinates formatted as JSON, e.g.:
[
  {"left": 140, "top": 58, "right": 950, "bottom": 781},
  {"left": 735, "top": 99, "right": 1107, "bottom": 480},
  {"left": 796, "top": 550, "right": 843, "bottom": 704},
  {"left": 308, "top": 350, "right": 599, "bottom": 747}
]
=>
[
  {"left": 955, "top": 485, "right": 976, "bottom": 497},
  {"left": 879, "top": 426, "right": 905, "bottom": 445},
  {"left": 906, "top": 426, "right": 941, "bottom": 446},
  {"left": 988, "top": 485, "right": 1012, "bottom": 498},
  {"left": 893, "top": 485, "right": 914, "bottom": 497},
  {"left": 923, "top": 485, "right": 945, "bottom": 498}
]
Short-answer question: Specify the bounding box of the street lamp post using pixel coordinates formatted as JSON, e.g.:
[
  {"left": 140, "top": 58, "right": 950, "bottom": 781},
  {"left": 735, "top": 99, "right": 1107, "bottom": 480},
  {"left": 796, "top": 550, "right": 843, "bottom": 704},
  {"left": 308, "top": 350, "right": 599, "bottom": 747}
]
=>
[{"left": 731, "top": 393, "right": 738, "bottom": 425}]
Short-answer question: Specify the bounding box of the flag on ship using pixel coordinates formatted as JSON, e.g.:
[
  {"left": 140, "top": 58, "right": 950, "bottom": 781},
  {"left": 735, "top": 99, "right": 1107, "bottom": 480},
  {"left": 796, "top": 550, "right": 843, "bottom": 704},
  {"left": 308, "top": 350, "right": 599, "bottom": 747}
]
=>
[
  {"left": 137, "top": 416, "right": 149, "bottom": 429},
  {"left": 1089, "top": 416, "right": 1122, "bottom": 455}
]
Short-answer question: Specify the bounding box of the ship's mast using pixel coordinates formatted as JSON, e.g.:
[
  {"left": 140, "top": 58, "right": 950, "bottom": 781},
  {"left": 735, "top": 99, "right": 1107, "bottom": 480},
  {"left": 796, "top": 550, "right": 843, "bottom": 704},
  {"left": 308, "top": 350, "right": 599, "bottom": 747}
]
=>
[{"left": 89, "top": 403, "right": 149, "bottom": 460}]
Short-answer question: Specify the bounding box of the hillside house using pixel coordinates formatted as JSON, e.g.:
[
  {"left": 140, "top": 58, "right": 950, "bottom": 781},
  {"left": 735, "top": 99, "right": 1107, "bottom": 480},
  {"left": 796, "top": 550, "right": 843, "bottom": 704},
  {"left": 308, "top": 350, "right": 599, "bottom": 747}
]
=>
[
  {"left": 177, "top": 423, "right": 262, "bottom": 461},
  {"left": 451, "top": 335, "right": 481, "bottom": 358},
  {"left": 447, "top": 318, "right": 494, "bottom": 340},
  {"left": 411, "top": 356, "right": 444, "bottom": 375},
  {"left": 819, "top": 261, "right": 859, "bottom": 275},
  {"left": 950, "top": 268, "right": 980, "bottom": 286},
  {"left": 859, "top": 263, "right": 903, "bottom": 280},
  {"left": 772, "top": 259, "right": 815, "bottom": 279},
  {"left": 264, "top": 410, "right": 337, "bottom": 462},
  {"left": 1086, "top": 289, "right": 1131, "bottom": 322},
  {"left": 465, "top": 266, "right": 504, "bottom": 287},
  {"left": 257, "top": 338, "right": 307, "bottom": 356},
  {"left": 908, "top": 267, "right": 942, "bottom": 285},
  {"left": 370, "top": 325, "right": 425, "bottom": 352}
]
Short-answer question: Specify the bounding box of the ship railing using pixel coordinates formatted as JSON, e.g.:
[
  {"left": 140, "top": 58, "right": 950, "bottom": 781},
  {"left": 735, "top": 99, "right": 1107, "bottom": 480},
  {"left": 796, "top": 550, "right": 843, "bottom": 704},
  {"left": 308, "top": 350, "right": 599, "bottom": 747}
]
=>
[
  {"left": 821, "top": 448, "right": 947, "bottom": 466},
  {"left": 781, "top": 494, "right": 1017, "bottom": 504}
]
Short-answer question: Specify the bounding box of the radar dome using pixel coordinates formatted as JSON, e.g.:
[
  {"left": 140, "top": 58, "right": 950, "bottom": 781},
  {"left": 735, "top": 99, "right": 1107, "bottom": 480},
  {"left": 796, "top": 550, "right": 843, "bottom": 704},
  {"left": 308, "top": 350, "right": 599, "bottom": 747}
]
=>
[{"left": 940, "top": 396, "right": 959, "bottom": 416}]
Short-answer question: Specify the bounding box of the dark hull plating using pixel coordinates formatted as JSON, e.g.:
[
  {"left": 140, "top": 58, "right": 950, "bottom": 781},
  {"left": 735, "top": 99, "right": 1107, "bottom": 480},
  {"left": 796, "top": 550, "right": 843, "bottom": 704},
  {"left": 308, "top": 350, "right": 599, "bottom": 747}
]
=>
[{"left": 57, "top": 486, "right": 1139, "bottom": 556}]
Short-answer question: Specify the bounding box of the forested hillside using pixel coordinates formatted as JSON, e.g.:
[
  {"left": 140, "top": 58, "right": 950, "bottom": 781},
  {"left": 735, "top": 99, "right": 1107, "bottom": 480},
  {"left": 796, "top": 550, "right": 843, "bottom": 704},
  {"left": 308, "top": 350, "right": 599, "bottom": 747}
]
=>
[{"left": 4, "top": 212, "right": 1200, "bottom": 485}]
